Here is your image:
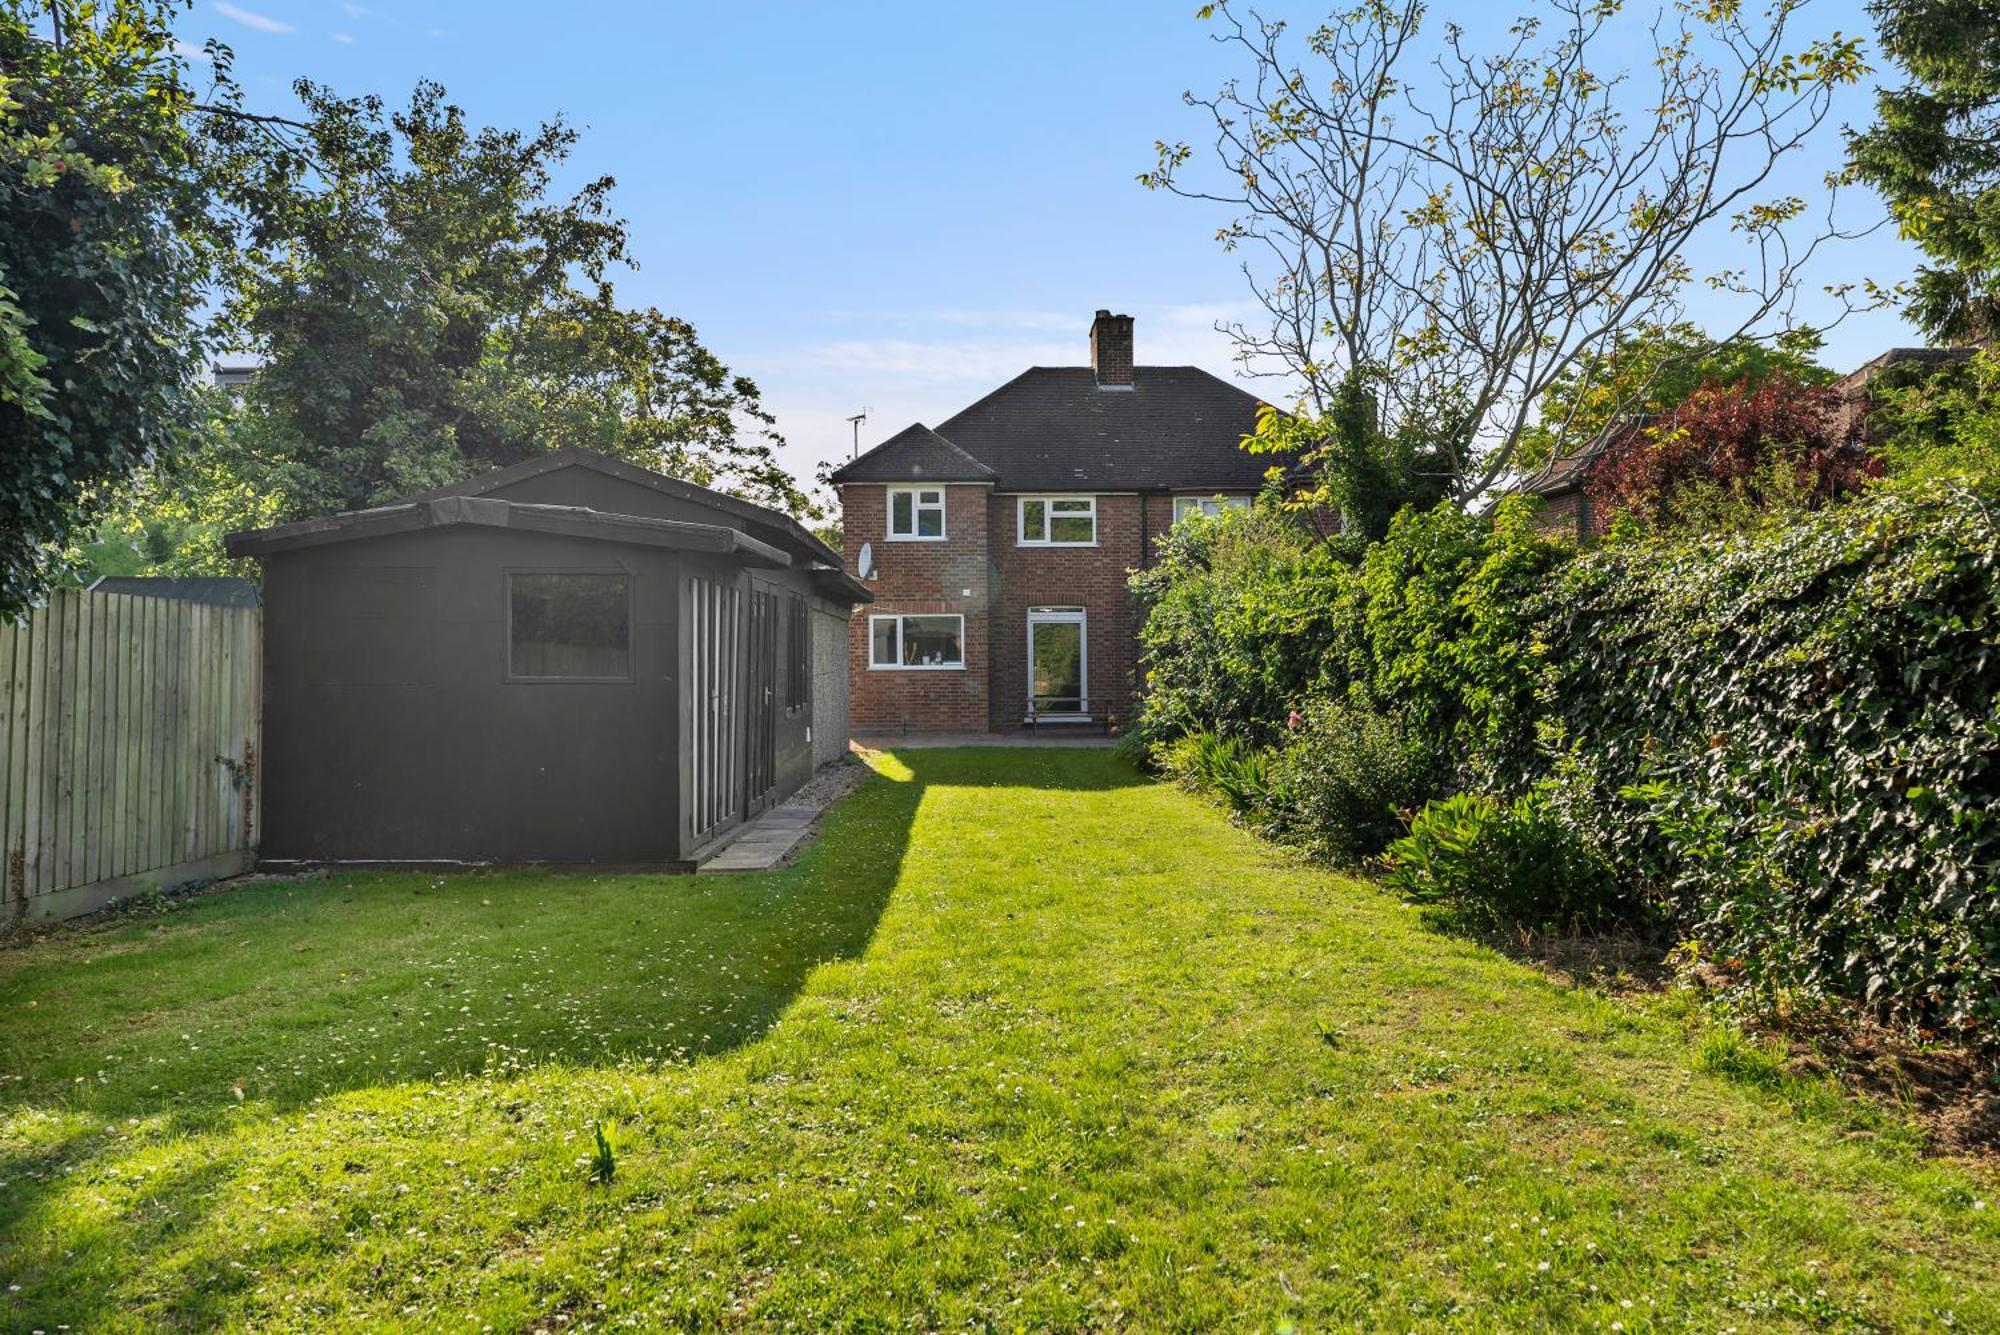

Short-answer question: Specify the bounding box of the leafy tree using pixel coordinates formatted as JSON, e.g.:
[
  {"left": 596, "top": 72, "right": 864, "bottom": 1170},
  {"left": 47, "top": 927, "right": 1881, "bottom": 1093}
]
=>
[
  {"left": 1148, "top": 0, "right": 1867, "bottom": 502},
  {"left": 1848, "top": 0, "right": 2000, "bottom": 344},
  {"left": 1870, "top": 347, "right": 2000, "bottom": 485},
  {"left": 218, "top": 79, "right": 813, "bottom": 525},
  {"left": 1584, "top": 371, "right": 1876, "bottom": 527},
  {"left": 0, "top": 1, "right": 248, "bottom": 620},
  {"left": 1243, "top": 369, "right": 1456, "bottom": 541},
  {"left": 1519, "top": 325, "right": 1835, "bottom": 473}
]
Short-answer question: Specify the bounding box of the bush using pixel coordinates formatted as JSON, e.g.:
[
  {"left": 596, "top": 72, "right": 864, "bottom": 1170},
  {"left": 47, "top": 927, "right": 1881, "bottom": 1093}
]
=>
[
  {"left": 1382, "top": 790, "right": 1636, "bottom": 931},
  {"left": 1155, "top": 730, "right": 1277, "bottom": 820},
  {"left": 1536, "top": 485, "right": 2000, "bottom": 1039},
  {"left": 1264, "top": 702, "right": 1435, "bottom": 863}
]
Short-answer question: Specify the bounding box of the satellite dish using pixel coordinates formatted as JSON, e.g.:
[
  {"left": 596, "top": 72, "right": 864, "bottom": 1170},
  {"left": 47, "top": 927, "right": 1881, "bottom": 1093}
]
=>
[{"left": 857, "top": 541, "right": 875, "bottom": 580}]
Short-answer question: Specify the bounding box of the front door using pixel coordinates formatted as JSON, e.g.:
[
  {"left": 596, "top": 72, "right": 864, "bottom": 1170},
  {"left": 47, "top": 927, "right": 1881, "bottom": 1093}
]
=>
[{"left": 1027, "top": 608, "right": 1088, "bottom": 718}]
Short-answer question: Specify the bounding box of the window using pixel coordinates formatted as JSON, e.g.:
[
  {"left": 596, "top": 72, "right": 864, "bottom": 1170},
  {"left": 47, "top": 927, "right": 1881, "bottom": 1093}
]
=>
[
  {"left": 1018, "top": 496, "right": 1097, "bottom": 546},
  {"left": 888, "top": 486, "right": 945, "bottom": 540},
  {"left": 868, "top": 614, "right": 965, "bottom": 669},
  {"left": 1173, "top": 494, "right": 1252, "bottom": 523},
  {"left": 786, "top": 593, "right": 809, "bottom": 711},
  {"left": 508, "top": 572, "right": 632, "bottom": 680}
]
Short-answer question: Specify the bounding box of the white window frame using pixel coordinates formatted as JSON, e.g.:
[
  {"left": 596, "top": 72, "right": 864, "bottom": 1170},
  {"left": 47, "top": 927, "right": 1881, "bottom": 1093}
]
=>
[
  {"left": 1026, "top": 606, "right": 1089, "bottom": 720},
  {"left": 867, "top": 613, "right": 966, "bottom": 671},
  {"left": 1016, "top": 495, "right": 1098, "bottom": 547},
  {"left": 887, "top": 486, "right": 946, "bottom": 542},
  {"left": 1172, "top": 494, "right": 1253, "bottom": 524}
]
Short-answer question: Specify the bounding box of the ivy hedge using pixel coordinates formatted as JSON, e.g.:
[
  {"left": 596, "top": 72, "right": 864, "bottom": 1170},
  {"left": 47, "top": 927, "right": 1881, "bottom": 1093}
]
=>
[{"left": 1132, "top": 485, "right": 2000, "bottom": 1046}]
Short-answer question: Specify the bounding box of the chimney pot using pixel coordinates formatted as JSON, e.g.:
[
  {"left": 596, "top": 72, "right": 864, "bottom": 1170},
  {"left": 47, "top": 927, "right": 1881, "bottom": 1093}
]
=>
[{"left": 1090, "top": 310, "right": 1135, "bottom": 388}]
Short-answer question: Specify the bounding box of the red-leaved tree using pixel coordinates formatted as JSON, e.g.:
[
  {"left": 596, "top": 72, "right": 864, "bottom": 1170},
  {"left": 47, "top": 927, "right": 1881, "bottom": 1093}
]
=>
[{"left": 1585, "top": 373, "right": 1879, "bottom": 525}]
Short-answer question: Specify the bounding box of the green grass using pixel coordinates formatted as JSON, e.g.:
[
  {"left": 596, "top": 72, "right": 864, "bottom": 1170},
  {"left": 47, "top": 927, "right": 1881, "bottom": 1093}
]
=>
[{"left": 2, "top": 748, "right": 1995, "bottom": 1330}]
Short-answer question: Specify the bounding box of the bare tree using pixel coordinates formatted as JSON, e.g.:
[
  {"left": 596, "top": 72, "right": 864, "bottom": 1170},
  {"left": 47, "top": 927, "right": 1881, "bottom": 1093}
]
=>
[{"left": 1145, "top": 0, "right": 1873, "bottom": 501}]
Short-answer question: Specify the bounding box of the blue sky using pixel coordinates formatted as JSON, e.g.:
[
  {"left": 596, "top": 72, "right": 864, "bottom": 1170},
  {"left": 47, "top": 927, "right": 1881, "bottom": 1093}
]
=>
[{"left": 179, "top": 0, "right": 1924, "bottom": 486}]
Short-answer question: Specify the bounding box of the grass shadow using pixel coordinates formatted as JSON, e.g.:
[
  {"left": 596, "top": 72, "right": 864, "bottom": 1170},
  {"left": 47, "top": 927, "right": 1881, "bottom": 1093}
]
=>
[{"left": 0, "top": 754, "right": 933, "bottom": 1135}]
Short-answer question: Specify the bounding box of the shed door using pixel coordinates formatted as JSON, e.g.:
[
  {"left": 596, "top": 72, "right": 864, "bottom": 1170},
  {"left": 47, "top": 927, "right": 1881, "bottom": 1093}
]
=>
[
  {"left": 745, "top": 584, "right": 779, "bottom": 817},
  {"left": 687, "top": 573, "right": 742, "bottom": 848}
]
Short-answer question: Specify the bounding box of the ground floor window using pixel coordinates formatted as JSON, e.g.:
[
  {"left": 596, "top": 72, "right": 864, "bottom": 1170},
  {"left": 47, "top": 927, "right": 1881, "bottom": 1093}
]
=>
[
  {"left": 869, "top": 613, "right": 965, "bottom": 669},
  {"left": 1172, "top": 494, "right": 1252, "bottom": 523}
]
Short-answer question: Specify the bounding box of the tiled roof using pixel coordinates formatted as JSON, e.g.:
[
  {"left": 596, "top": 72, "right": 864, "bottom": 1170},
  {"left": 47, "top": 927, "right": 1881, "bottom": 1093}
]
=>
[
  {"left": 831, "top": 367, "right": 1283, "bottom": 491},
  {"left": 828, "top": 423, "right": 996, "bottom": 485}
]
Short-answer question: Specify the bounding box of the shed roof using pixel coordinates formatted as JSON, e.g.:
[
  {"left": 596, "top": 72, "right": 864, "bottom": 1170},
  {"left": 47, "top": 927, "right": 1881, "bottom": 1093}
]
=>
[
  {"left": 225, "top": 495, "right": 790, "bottom": 564},
  {"left": 405, "top": 448, "right": 842, "bottom": 568}
]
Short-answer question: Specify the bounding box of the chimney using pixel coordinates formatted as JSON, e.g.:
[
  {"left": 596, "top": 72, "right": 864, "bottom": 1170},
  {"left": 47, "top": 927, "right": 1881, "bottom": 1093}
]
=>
[{"left": 1090, "top": 309, "right": 1135, "bottom": 388}]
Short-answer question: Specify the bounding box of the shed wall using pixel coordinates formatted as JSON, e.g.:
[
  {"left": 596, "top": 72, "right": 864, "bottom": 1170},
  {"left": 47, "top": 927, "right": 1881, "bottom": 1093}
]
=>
[
  {"left": 260, "top": 525, "right": 680, "bottom": 864},
  {"left": 811, "top": 602, "right": 851, "bottom": 768}
]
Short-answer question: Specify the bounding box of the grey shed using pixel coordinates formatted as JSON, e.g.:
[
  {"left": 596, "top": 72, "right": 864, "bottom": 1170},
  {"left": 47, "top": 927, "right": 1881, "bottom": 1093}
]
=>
[{"left": 225, "top": 449, "right": 869, "bottom": 868}]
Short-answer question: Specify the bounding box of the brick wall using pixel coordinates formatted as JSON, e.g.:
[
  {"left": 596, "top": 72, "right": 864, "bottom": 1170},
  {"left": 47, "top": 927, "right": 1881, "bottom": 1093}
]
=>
[
  {"left": 1530, "top": 488, "right": 1609, "bottom": 541},
  {"left": 840, "top": 483, "right": 992, "bottom": 732},
  {"left": 987, "top": 492, "right": 1170, "bottom": 731}
]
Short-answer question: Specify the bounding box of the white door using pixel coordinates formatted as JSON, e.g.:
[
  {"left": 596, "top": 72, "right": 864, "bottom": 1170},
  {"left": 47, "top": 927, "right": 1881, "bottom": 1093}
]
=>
[{"left": 1027, "top": 608, "right": 1088, "bottom": 718}]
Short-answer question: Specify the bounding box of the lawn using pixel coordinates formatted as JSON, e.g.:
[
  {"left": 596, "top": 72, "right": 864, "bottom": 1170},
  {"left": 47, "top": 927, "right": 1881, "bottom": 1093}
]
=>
[{"left": 2, "top": 748, "right": 1995, "bottom": 1331}]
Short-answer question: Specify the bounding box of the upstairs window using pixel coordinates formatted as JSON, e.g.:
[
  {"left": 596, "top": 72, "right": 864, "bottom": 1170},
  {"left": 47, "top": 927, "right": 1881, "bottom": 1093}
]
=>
[
  {"left": 1018, "top": 496, "right": 1096, "bottom": 546},
  {"left": 1173, "top": 494, "right": 1252, "bottom": 524},
  {"left": 508, "top": 572, "right": 632, "bottom": 681},
  {"left": 888, "top": 486, "right": 946, "bottom": 540}
]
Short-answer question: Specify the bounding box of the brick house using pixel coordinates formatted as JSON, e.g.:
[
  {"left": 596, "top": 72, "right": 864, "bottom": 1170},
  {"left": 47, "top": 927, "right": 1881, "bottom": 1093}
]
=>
[
  {"left": 830, "top": 310, "right": 1280, "bottom": 733},
  {"left": 1522, "top": 345, "right": 1978, "bottom": 540}
]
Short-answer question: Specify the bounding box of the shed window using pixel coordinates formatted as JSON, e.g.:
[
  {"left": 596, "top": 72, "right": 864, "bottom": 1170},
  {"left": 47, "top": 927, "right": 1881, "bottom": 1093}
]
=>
[
  {"left": 786, "top": 593, "right": 809, "bottom": 711},
  {"left": 508, "top": 572, "right": 632, "bottom": 680},
  {"left": 888, "top": 487, "right": 945, "bottom": 540},
  {"left": 1018, "top": 496, "right": 1096, "bottom": 546},
  {"left": 869, "top": 614, "right": 964, "bottom": 669}
]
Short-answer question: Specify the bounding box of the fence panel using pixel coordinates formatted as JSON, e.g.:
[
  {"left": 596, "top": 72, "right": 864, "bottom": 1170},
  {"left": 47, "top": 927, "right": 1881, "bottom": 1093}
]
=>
[{"left": 1, "top": 589, "right": 260, "bottom": 924}]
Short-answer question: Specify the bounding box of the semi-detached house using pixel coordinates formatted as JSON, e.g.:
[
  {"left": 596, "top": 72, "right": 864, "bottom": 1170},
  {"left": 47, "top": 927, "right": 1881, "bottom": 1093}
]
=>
[{"left": 830, "top": 309, "right": 1287, "bottom": 733}]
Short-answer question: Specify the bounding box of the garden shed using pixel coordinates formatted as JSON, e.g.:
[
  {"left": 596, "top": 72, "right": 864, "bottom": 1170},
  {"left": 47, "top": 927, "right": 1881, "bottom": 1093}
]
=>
[{"left": 225, "top": 449, "right": 868, "bottom": 868}]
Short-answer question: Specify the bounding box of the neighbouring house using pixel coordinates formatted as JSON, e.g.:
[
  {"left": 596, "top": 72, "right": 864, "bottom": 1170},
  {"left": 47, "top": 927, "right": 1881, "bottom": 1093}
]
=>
[
  {"left": 829, "top": 309, "right": 1283, "bottom": 733},
  {"left": 225, "top": 449, "right": 869, "bottom": 868},
  {"left": 1523, "top": 346, "right": 1978, "bottom": 539}
]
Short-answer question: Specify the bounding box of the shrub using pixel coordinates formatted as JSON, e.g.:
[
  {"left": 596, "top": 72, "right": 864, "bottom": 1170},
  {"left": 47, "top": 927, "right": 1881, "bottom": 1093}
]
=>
[
  {"left": 1155, "top": 730, "right": 1277, "bottom": 821},
  {"left": 1382, "top": 790, "right": 1636, "bottom": 931},
  {"left": 1264, "top": 702, "right": 1435, "bottom": 863},
  {"left": 1536, "top": 485, "right": 2000, "bottom": 1040},
  {"left": 1584, "top": 371, "right": 1878, "bottom": 528}
]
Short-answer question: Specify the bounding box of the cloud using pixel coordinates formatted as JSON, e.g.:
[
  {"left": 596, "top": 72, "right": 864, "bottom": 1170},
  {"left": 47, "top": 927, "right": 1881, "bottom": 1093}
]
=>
[
  {"left": 341, "top": 2, "right": 366, "bottom": 14},
  {"left": 332, "top": 31, "right": 355, "bottom": 43},
  {"left": 212, "top": 2, "right": 294, "bottom": 33},
  {"left": 802, "top": 338, "right": 1074, "bottom": 385},
  {"left": 173, "top": 37, "right": 212, "bottom": 62}
]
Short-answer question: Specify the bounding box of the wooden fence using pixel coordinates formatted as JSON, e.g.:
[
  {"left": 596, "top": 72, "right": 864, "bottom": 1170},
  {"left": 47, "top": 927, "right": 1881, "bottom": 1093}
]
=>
[{"left": 0, "top": 588, "right": 261, "bottom": 925}]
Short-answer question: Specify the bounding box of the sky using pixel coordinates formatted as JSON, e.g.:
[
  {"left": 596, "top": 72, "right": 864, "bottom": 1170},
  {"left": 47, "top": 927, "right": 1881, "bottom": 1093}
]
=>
[{"left": 174, "top": 0, "right": 1926, "bottom": 489}]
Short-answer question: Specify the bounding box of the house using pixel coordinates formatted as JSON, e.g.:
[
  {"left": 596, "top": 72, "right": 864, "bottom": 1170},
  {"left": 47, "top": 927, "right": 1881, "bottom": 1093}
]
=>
[
  {"left": 224, "top": 449, "right": 869, "bottom": 868},
  {"left": 829, "top": 309, "right": 1280, "bottom": 733},
  {"left": 1524, "top": 345, "right": 1978, "bottom": 539}
]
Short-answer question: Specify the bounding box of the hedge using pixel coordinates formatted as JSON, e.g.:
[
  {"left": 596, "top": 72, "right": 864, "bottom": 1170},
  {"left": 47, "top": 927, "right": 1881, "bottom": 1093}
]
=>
[{"left": 1132, "top": 486, "right": 2000, "bottom": 1046}]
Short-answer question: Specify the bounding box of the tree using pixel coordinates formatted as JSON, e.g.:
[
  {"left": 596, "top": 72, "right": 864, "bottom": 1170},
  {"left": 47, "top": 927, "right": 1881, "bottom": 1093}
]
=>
[
  {"left": 1847, "top": 0, "right": 2000, "bottom": 344},
  {"left": 0, "top": 1, "right": 249, "bottom": 620},
  {"left": 1244, "top": 368, "right": 1456, "bottom": 539},
  {"left": 1583, "top": 370, "right": 1876, "bottom": 525},
  {"left": 215, "top": 79, "right": 814, "bottom": 525},
  {"left": 1146, "top": 0, "right": 1869, "bottom": 504},
  {"left": 1518, "top": 324, "right": 1835, "bottom": 472}
]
